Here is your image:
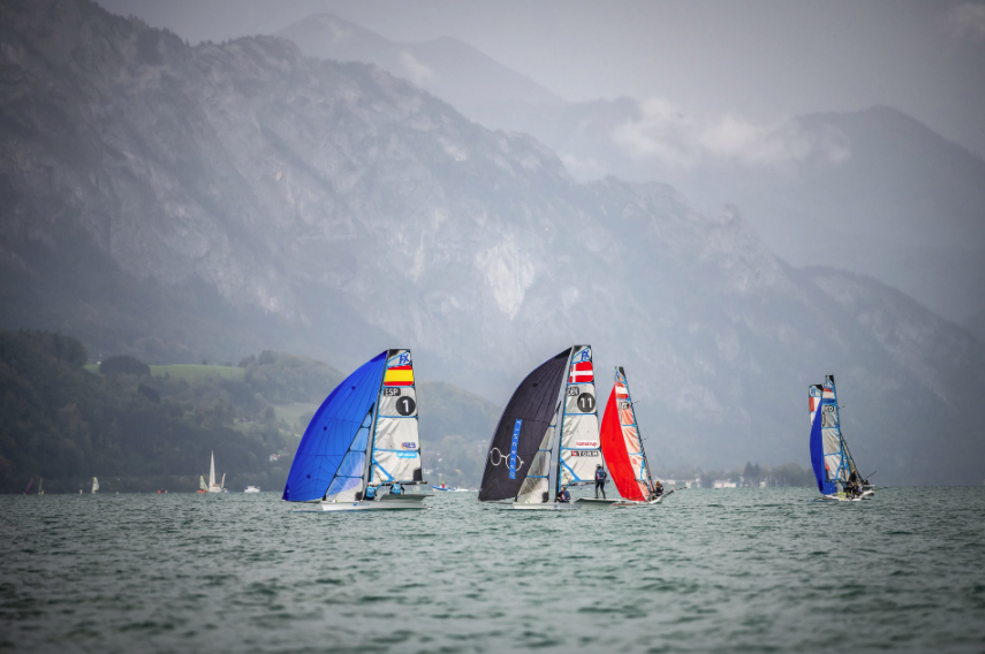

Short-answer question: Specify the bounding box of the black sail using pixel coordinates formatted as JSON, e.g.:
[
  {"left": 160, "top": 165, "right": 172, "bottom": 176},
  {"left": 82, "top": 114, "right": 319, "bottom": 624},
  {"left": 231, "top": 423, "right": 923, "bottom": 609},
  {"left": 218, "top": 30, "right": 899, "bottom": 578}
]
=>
[{"left": 478, "top": 348, "right": 572, "bottom": 502}]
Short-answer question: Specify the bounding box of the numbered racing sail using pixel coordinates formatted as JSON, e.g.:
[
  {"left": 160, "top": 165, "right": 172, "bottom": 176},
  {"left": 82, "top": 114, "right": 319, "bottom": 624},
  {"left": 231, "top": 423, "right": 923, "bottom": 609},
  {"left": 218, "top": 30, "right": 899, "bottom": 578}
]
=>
[
  {"left": 479, "top": 348, "right": 572, "bottom": 503},
  {"left": 557, "top": 346, "right": 603, "bottom": 489},
  {"left": 283, "top": 349, "right": 423, "bottom": 503},
  {"left": 600, "top": 367, "right": 654, "bottom": 502}
]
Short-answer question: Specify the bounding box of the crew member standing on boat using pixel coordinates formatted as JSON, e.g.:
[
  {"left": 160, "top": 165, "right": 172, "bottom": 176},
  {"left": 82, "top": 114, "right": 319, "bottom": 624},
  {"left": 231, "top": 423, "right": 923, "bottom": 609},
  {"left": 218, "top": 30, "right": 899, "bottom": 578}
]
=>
[{"left": 594, "top": 464, "right": 608, "bottom": 499}]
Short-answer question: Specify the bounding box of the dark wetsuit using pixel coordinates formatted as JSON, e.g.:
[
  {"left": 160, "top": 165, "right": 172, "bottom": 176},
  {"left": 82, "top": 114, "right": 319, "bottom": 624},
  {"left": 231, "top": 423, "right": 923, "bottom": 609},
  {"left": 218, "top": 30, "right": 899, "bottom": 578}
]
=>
[
  {"left": 595, "top": 468, "right": 607, "bottom": 499},
  {"left": 557, "top": 489, "right": 571, "bottom": 503}
]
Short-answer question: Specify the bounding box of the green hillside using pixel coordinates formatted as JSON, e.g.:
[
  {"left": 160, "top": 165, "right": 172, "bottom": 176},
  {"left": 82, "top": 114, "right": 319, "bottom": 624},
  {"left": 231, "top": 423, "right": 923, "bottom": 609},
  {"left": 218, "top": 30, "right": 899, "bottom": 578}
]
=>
[{"left": 1, "top": 329, "right": 502, "bottom": 492}]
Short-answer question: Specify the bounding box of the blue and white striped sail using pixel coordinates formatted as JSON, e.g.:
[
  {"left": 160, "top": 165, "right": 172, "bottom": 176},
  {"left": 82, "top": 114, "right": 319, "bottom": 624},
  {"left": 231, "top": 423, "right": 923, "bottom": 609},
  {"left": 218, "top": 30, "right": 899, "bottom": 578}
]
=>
[
  {"left": 282, "top": 352, "right": 387, "bottom": 502},
  {"left": 809, "top": 384, "right": 837, "bottom": 495},
  {"left": 558, "top": 345, "right": 602, "bottom": 487},
  {"left": 809, "top": 376, "right": 861, "bottom": 496}
]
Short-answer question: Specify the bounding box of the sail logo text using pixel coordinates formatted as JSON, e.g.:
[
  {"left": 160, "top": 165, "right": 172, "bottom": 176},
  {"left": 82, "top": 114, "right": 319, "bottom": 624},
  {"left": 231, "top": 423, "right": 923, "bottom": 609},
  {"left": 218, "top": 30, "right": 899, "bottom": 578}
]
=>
[
  {"left": 575, "top": 441, "right": 599, "bottom": 447},
  {"left": 509, "top": 419, "right": 522, "bottom": 479},
  {"left": 571, "top": 450, "right": 600, "bottom": 457},
  {"left": 401, "top": 442, "right": 417, "bottom": 450}
]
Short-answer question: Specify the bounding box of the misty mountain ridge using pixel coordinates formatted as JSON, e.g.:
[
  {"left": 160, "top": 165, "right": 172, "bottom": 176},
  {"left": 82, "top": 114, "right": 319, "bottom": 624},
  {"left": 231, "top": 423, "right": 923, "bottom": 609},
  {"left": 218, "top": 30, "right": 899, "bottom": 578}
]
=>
[
  {"left": 278, "top": 14, "right": 985, "bottom": 338},
  {"left": 2, "top": 0, "right": 984, "bottom": 484}
]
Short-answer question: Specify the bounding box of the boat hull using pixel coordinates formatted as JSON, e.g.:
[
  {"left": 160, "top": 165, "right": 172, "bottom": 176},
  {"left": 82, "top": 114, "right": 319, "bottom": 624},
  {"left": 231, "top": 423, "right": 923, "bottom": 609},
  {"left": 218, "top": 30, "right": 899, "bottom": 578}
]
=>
[
  {"left": 614, "top": 489, "right": 674, "bottom": 506},
  {"left": 319, "top": 494, "right": 430, "bottom": 511},
  {"left": 819, "top": 489, "right": 875, "bottom": 502}
]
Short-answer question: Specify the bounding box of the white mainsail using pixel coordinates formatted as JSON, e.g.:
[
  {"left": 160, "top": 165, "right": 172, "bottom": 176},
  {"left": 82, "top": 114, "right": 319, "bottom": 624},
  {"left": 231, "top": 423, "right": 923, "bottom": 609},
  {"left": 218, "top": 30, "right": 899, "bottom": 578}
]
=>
[
  {"left": 91, "top": 477, "right": 99, "bottom": 494},
  {"left": 558, "top": 345, "right": 602, "bottom": 487}
]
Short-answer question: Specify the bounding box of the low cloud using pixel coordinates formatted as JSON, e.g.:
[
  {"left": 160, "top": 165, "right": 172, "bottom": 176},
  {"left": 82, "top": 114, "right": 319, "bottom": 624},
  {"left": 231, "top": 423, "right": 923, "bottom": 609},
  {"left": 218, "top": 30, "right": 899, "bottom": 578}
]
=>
[
  {"left": 944, "top": 3, "right": 985, "bottom": 41},
  {"left": 610, "top": 98, "right": 851, "bottom": 169}
]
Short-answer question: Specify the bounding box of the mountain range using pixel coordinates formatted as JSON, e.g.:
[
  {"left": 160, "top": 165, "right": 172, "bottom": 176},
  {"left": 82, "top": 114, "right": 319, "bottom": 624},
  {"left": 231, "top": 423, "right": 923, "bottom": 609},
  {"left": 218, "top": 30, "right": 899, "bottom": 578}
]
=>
[
  {"left": 1, "top": 0, "right": 983, "bottom": 484},
  {"left": 277, "top": 13, "right": 985, "bottom": 339}
]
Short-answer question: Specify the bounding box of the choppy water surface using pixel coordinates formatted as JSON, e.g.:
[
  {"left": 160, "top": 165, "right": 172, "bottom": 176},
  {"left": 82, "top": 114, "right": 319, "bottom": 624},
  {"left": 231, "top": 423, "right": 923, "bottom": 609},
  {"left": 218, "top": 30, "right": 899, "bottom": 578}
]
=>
[{"left": 2, "top": 487, "right": 984, "bottom": 653}]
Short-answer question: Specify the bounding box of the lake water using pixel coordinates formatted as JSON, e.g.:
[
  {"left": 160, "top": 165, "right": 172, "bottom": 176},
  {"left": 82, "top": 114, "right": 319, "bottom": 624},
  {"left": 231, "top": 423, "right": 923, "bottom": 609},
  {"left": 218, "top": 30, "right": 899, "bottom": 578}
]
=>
[{"left": 2, "top": 487, "right": 984, "bottom": 653}]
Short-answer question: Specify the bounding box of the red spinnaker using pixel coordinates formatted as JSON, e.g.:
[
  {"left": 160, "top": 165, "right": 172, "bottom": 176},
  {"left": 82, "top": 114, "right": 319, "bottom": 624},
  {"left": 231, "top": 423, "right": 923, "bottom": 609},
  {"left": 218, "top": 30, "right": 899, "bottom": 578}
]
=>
[{"left": 600, "top": 387, "right": 646, "bottom": 502}]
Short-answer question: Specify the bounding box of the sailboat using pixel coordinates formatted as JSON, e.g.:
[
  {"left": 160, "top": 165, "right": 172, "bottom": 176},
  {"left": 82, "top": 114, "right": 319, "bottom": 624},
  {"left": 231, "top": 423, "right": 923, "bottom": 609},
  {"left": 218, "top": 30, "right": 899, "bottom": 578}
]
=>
[
  {"left": 282, "top": 349, "right": 430, "bottom": 511},
  {"left": 809, "top": 376, "right": 873, "bottom": 501},
  {"left": 599, "top": 367, "right": 672, "bottom": 505},
  {"left": 205, "top": 452, "right": 225, "bottom": 493},
  {"left": 91, "top": 477, "right": 99, "bottom": 494},
  {"left": 479, "top": 345, "right": 608, "bottom": 510}
]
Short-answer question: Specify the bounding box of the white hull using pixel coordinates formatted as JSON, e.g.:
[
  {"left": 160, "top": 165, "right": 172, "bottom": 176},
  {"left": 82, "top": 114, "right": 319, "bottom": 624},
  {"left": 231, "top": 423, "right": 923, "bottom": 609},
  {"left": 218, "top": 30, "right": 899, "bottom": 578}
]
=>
[
  {"left": 820, "top": 489, "right": 874, "bottom": 502},
  {"left": 244, "top": 486, "right": 261, "bottom": 493},
  {"left": 319, "top": 494, "right": 430, "bottom": 511},
  {"left": 206, "top": 487, "right": 223, "bottom": 493}
]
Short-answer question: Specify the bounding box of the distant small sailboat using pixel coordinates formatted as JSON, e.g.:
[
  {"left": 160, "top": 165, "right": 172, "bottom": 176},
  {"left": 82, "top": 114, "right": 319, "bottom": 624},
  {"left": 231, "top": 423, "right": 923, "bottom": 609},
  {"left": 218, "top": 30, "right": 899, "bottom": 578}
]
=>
[
  {"left": 809, "top": 376, "right": 873, "bottom": 502},
  {"left": 91, "top": 477, "right": 99, "bottom": 494},
  {"left": 479, "top": 345, "right": 605, "bottom": 510},
  {"left": 38, "top": 478, "right": 44, "bottom": 495},
  {"left": 204, "top": 452, "right": 225, "bottom": 493},
  {"left": 23, "top": 477, "right": 33, "bottom": 495},
  {"left": 282, "top": 349, "right": 430, "bottom": 511},
  {"left": 599, "top": 367, "right": 672, "bottom": 505}
]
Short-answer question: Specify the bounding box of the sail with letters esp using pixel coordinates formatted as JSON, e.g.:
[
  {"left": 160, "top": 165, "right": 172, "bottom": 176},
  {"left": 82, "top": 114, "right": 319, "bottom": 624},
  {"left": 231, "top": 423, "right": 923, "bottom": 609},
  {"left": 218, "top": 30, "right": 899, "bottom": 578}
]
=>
[
  {"left": 600, "top": 367, "right": 654, "bottom": 502},
  {"left": 283, "top": 349, "right": 428, "bottom": 511}
]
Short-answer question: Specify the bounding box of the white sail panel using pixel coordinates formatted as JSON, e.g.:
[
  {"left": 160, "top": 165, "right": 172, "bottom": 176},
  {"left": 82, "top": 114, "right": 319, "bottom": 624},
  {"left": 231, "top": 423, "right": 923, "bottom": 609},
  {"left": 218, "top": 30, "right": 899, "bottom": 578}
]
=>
[
  {"left": 516, "top": 412, "right": 557, "bottom": 503},
  {"left": 373, "top": 449, "right": 420, "bottom": 483},
  {"left": 560, "top": 414, "right": 602, "bottom": 484},
  {"left": 374, "top": 417, "right": 418, "bottom": 450}
]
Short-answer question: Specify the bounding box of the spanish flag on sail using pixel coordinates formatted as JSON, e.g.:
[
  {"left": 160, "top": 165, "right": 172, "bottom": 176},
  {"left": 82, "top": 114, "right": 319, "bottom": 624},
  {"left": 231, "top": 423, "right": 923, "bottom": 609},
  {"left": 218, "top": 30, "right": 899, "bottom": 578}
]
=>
[{"left": 384, "top": 365, "right": 414, "bottom": 387}]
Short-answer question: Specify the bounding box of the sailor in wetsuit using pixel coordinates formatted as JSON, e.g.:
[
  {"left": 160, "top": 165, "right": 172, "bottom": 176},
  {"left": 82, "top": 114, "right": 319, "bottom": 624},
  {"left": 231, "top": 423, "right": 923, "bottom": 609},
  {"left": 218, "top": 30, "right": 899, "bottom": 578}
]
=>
[
  {"left": 364, "top": 484, "right": 378, "bottom": 501},
  {"left": 595, "top": 464, "right": 608, "bottom": 499},
  {"left": 557, "top": 485, "right": 571, "bottom": 503},
  {"left": 391, "top": 482, "right": 403, "bottom": 495},
  {"left": 652, "top": 480, "right": 664, "bottom": 498}
]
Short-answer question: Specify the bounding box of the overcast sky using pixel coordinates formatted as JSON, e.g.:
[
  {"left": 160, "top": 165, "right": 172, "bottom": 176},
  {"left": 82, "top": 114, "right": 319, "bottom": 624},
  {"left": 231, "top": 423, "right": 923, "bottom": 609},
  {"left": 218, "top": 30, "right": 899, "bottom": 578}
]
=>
[{"left": 97, "top": 0, "right": 985, "bottom": 157}]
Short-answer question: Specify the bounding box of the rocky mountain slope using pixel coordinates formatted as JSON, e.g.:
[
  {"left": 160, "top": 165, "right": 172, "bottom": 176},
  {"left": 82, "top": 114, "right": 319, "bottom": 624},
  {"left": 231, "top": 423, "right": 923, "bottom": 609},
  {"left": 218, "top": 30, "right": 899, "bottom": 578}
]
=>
[
  {"left": 1, "top": 0, "right": 983, "bottom": 483},
  {"left": 277, "top": 15, "right": 985, "bottom": 338}
]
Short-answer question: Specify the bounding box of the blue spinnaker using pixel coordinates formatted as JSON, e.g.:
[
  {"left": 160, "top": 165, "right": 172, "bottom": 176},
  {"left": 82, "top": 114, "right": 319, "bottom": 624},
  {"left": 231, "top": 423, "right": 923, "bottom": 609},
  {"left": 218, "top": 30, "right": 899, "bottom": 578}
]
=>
[
  {"left": 282, "top": 351, "right": 387, "bottom": 502},
  {"left": 809, "top": 403, "right": 837, "bottom": 495}
]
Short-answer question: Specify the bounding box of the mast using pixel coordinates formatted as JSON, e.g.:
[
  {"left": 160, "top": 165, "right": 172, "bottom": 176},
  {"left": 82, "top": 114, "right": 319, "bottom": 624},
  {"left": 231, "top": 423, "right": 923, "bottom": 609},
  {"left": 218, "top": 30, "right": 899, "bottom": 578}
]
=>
[
  {"left": 553, "top": 347, "right": 578, "bottom": 499},
  {"left": 620, "top": 367, "right": 655, "bottom": 491}
]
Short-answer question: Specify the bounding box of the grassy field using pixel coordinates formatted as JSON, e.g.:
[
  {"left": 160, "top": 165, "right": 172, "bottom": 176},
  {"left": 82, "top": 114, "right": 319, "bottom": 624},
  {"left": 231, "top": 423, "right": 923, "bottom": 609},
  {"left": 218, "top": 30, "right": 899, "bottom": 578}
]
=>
[{"left": 84, "top": 363, "right": 245, "bottom": 382}]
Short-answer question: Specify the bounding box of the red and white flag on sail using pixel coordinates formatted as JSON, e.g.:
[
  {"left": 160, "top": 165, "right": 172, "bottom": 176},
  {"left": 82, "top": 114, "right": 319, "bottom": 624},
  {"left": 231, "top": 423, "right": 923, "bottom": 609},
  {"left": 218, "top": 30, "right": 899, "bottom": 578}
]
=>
[
  {"left": 569, "top": 361, "right": 594, "bottom": 384},
  {"left": 615, "top": 383, "right": 629, "bottom": 399}
]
